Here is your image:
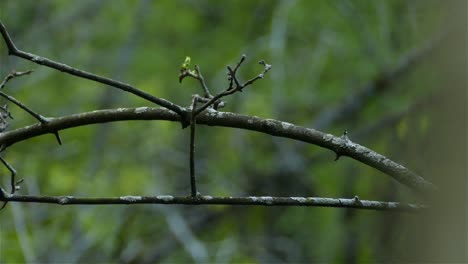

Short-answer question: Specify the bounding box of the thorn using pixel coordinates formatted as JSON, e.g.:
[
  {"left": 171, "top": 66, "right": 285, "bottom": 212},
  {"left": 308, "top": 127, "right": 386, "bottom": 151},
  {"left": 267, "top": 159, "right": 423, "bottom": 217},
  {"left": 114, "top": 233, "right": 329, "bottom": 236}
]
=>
[
  {"left": 341, "top": 130, "right": 350, "bottom": 142},
  {"left": 0, "top": 187, "right": 7, "bottom": 211},
  {"left": 353, "top": 196, "right": 362, "bottom": 204},
  {"left": 334, "top": 152, "right": 341, "bottom": 161},
  {"left": 53, "top": 131, "right": 62, "bottom": 145}
]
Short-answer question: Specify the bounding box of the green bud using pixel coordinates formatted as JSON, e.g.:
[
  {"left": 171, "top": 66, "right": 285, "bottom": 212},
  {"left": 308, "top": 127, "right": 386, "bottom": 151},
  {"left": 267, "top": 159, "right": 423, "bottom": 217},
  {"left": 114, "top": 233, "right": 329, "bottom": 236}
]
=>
[{"left": 181, "top": 56, "right": 191, "bottom": 70}]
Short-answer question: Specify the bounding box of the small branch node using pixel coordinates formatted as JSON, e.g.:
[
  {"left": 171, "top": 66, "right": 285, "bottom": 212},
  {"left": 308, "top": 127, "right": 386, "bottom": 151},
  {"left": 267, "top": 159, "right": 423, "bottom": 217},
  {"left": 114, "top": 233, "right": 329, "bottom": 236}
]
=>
[
  {"left": 353, "top": 195, "right": 362, "bottom": 205},
  {"left": 191, "top": 192, "right": 202, "bottom": 200},
  {"left": 341, "top": 130, "right": 350, "bottom": 142}
]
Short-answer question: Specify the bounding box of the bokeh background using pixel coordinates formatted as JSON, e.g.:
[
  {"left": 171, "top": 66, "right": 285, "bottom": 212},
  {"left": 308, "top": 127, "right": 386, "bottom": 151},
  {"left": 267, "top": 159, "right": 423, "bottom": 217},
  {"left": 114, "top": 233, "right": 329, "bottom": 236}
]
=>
[{"left": 0, "top": 1, "right": 466, "bottom": 263}]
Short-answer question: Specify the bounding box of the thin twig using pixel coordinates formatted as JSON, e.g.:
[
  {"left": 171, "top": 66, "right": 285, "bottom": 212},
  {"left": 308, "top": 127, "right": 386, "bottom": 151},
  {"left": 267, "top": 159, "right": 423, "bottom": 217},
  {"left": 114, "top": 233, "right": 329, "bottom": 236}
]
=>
[
  {"left": 194, "top": 55, "right": 271, "bottom": 116},
  {"left": 226, "top": 66, "right": 241, "bottom": 90},
  {"left": 0, "top": 192, "right": 427, "bottom": 211},
  {"left": 0, "top": 104, "right": 13, "bottom": 119},
  {"left": 189, "top": 96, "right": 199, "bottom": 197},
  {"left": 233, "top": 54, "right": 246, "bottom": 73},
  {"left": 194, "top": 89, "right": 234, "bottom": 116},
  {"left": 241, "top": 60, "right": 272, "bottom": 88},
  {"left": 0, "top": 155, "right": 19, "bottom": 210},
  {"left": 0, "top": 156, "right": 17, "bottom": 194},
  {"left": 0, "top": 20, "right": 186, "bottom": 119},
  {"left": 0, "top": 91, "right": 47, "bottom": 123},
  {"left": 0, "top": 71, "right": 63, "bottom": 145},
  {"left": 0, "top": 70, "right": 34, "bottom": 90},
  {"left": 194, "top": 65, "right": 213, "bottom": 98}
]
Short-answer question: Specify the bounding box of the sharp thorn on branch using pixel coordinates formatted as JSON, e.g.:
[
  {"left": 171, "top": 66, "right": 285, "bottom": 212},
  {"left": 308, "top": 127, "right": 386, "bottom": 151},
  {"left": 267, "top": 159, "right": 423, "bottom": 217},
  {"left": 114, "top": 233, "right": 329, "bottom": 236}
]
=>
[
  {"left": 341, "top": 130, "right": 350, "bottom": 142},
  {"left": 53, "top": 131, "right": 62, "bottom": 145},
  {"left": 334, "top": 152, "right": 341, "bottom": 161}
]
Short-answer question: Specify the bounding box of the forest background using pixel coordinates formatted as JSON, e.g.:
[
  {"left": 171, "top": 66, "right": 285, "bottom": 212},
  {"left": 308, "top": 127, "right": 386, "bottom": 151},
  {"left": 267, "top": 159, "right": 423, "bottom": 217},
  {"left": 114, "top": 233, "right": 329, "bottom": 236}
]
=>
[{"left": 0, "top": 1, "right": 466, "bottom": 263}]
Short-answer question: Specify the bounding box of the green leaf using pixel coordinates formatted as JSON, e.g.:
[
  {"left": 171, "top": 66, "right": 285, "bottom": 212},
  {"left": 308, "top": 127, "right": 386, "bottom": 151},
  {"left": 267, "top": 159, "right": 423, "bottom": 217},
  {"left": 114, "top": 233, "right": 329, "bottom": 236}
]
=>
[{"left": 181, "top": 56, "right": 191, "bottom": 70}]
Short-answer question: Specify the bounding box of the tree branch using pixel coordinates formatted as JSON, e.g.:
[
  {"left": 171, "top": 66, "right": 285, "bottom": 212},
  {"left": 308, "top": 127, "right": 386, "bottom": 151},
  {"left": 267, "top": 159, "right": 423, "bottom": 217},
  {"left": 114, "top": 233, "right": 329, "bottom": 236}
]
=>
[
  {"left": 0, "top": 20, "right": 186, "bottom": 119},
  {"left": 0, "top": 190, "right": 426, "bottom": 211},
  {"left": 194, "top": 56, "right": 271, "bottom": 116},
  {"left": 0, "top": 71, "right": 62, "bottom": 145},
  {"left": 189, "top": 97, "right": 199, "bottom": 197},
  {"left": 0, "top": 107, "right": 436, "bottom": 194},
  {"left": 193, "top": 65, "right": 213, "bottom": 98}
]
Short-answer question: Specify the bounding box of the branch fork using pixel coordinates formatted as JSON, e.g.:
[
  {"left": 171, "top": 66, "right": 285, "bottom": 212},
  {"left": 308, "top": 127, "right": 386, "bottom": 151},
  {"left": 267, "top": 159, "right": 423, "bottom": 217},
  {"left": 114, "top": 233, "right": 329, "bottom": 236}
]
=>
[
  {"left": 181, "top": 55, "right": 272, "bottom": 196},
  {"left": 0, "top": 70, "right": 61, "bottom": 210},
  {"left": 0, "top": 146, "right": 23, "bottom": 210}
]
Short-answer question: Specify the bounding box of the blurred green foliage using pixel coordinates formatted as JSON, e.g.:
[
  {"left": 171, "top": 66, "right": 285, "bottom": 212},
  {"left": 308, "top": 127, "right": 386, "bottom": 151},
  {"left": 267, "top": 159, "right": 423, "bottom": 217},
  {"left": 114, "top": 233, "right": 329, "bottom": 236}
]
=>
[{"left": 0, "top": 0, "right": 463, "bottom": 263}]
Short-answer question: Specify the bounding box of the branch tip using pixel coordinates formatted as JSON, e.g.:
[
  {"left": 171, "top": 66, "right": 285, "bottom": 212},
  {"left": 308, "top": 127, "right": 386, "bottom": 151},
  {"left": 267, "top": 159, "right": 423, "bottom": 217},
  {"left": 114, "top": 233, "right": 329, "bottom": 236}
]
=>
[{"left": 233, "top": 54, "right": 247, "bottom": 73}]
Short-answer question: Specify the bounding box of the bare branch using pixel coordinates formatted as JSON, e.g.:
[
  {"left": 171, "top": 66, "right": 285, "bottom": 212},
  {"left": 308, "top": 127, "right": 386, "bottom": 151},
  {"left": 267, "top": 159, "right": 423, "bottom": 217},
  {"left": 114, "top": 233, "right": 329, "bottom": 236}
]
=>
[
  {"left": 0, "top": 20, "right": 186, "bottom": 118},
  {"left": 194, "top": 65, "right": 213, "bottom": 98},
  {"left": 0, "top": 107, "right": 436, "bottom": 194},
  {"left": 0, "top": 155, "right": 17, "bottom": 193},
  {"left": 0, "top": 71, "right": 62, "bottom": 145},
  {"left": 233, "top": 54, "right": 246, "bottom": 73},
  {"left": 0, "top": 70, "right": 34, "bottom": 90},
  {"left": 194, "top": 55, "right": 271, "bottom": 116},
  {"left": 0, "top": 91, "right": 47, "bottom": 123},
  {"left": 241, "top": 60, "right": 272, "bottom": 88},
  {"left": 0, "top": 153, "right": 19, "bottom": 210},
  {"left": 189, "top": 96, "right": 199, "bottom": 197},
  {"left": 0, "top": 192, "right": 427, "bottom": 211}
]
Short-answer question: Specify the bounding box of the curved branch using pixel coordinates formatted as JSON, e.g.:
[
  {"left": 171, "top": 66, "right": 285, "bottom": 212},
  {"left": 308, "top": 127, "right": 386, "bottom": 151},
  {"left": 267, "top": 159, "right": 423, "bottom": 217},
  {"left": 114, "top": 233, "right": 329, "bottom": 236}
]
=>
[
  {"left": 0, "top": 107, "right": 436, "bottom": 194},
  {"left": 0, "top": 191, "right": 426, "bottom": 211},
  {"left": 0, "top": 20, "right": 186, "bottom": 117}
]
